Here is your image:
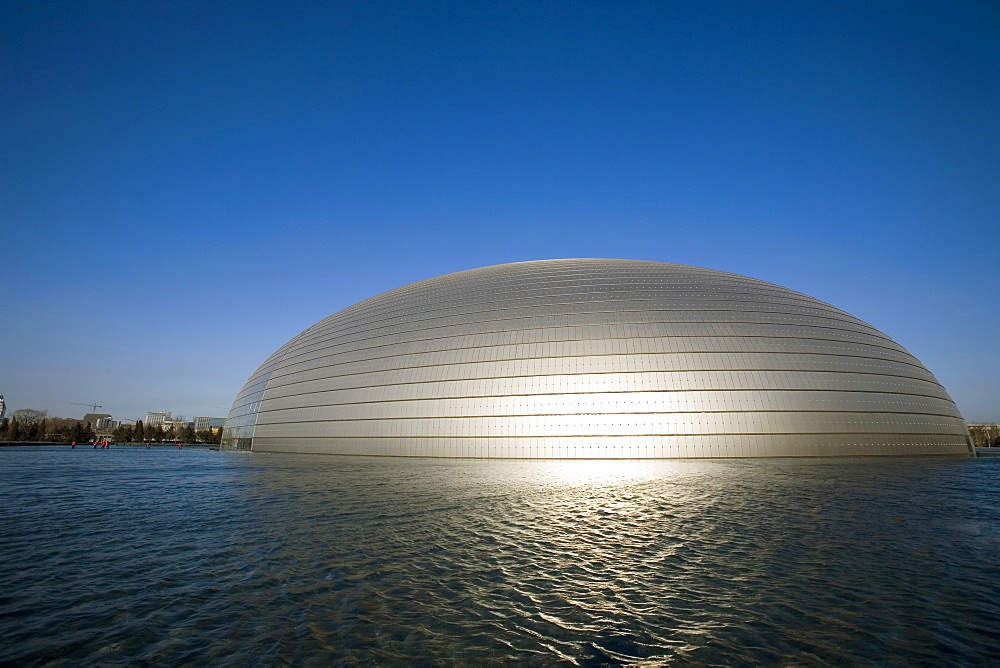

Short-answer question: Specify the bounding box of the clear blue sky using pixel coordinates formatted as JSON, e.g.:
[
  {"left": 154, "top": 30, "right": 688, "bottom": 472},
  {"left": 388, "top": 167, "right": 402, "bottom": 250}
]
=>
[{"left": 2, "top": 1, "right": 997, "bottom": 423}]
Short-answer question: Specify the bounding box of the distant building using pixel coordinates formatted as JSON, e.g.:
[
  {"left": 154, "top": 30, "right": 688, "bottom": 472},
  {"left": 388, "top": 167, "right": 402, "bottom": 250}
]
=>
[
  {"left": 0, "top": 395, "right": 5, "bottom": 420},
  {"left": 145, "top": 412, "right": 171, "bottom": 427},
  {"left": 83, "top": 413, "right": 112, "bottom": 425},
  {"left": 194, "top": 416, "right": 226, "bottom": 432},
  {"left": 161, "top": 419, "right": 192, "bottom": 433},
  {"left": 95, "top": 417, "right": 118, "bottom": 431}
]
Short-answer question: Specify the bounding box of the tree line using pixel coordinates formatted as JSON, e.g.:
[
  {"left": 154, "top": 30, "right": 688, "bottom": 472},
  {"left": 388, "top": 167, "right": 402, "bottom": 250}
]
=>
[
  {"left": 1, "top": 416, "right": 87, "bottom": 442},
  {"left": 0, "top": 409, "right": 223, "bottom": 444},
  {"left": 110, "top": 420, "right": 222, "bottom": 445},
  {"left": 968, "top": 424, "right": 1000, "bottom": 448}
]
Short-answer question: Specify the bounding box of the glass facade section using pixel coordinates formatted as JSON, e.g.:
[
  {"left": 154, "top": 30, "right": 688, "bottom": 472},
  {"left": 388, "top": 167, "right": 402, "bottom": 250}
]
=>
[{"left": 222, "top": 259, "right": 972, "bottom": 457}]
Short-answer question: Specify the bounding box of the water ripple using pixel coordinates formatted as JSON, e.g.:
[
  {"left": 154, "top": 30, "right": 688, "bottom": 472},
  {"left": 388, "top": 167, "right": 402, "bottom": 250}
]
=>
[{"left": 0, "top": 447, "right": 998, "bottom": 664}]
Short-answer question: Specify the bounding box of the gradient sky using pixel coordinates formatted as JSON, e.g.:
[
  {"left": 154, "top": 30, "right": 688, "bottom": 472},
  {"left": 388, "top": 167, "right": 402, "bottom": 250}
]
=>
[{"left": 2, "top": 1, "right": 998, "bottom": 423}]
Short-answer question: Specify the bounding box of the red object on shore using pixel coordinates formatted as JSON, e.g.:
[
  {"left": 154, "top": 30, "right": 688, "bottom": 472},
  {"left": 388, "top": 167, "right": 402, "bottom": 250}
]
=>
[{"left": 177, "top": 443, "right": 183, "bottom": 448}]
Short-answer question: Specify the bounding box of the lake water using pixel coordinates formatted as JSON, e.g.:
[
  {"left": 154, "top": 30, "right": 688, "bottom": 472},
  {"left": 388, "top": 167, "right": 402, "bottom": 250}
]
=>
[{"left": 1, "top": 446, "right": 997, "bottom": 665}]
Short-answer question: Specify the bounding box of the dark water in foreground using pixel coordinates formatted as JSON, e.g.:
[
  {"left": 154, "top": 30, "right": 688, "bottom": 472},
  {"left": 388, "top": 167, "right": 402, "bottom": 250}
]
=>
[{"left": 1, "top": 447, "right": 998, "bottom": 665}]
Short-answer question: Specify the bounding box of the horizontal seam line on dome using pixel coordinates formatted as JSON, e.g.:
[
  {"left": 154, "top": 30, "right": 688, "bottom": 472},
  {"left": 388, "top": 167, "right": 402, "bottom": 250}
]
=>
[
  {"left": 266, "top": 368, "right": 943, "bottom": 394},
  {"left": 279, "top": 321, "right": 901, "bottom": 367},
  {"left": 341, "top": 285, "right": 814, "bottom": 313},
  {"left": 336, "top": 275, "right": 810, "bottom": 301},
  {"left": 293, "top": 302, "right": 885, "bottom": 346},
  {"left": 276, "top": 332, "right": 914, "bottom": 374},
  {"left": 259, "top": 369, "right": 947, "bottom": 400},
  {"left": 320, "top": 287, "right": 837, "bottom": 318},
  {"left": 337, "top": 266, "right": 817, "bottom": 286},
  {"left": 288, "top": 321, "right": 892, "bottom": 364},
  {"left": 255, "top": 431, "right": 968, "bottom": 439},
  {"left": 272, "top": 330, "right": 916, "bottom": 375},
  {"left": 333, "top": 273, "right": 800, "bottom": 293},
  {"left": 287, "top": 308, "right": 886, "bottom": 357},
  {"left": 229, "top": 386, "right": 961, "bottom": 413},
  {"left": 266, "top": 349, "right": 931, "bottom": 385},
  {"left": 333, "top": 292, "right": 832, "bottom": 324},
  {"left": 362, "top": 268, "right": 803, "bottom": 285},
  {"left": 295, "top": 311, "right": 891, "bottom": 342},
  {"left": 251, "top": 389, "right": 958, "bottom": 411},
  {"left": 255, "top": 410, "right": 965, "bottom": 423},
  {"left": 233, "top": 333, "right": 922, "bottom": 402},
  {"left": 298, "top": 294, "right": 857, "bottom": 345},
  {"left": 326, "top": 294, "right": 841, "bottom": 326}
]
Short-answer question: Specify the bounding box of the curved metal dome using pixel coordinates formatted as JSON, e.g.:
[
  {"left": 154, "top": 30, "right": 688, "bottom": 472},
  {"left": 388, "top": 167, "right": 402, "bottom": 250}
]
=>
[{"left": 222, "top": 259, "right": 971, "bottom": 457}]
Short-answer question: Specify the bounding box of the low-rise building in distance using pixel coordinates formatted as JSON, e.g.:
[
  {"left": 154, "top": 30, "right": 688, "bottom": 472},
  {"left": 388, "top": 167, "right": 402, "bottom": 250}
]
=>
[
  {"left": 161, "top": 419, "right": 192, "bottom": 432},
  {"left": 94, "top": 417, "right": 118, "bottom": 431},
  {"left": 144, "top": 411, "right": 172, "bottom": 427}
]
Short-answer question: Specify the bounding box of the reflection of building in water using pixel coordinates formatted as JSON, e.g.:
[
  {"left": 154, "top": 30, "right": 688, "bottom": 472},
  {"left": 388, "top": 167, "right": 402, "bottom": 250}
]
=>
[
  {"left": 221, "top": 259, "right": 972, "bottom": 458},
  {"left": 0, "top": 395, "right": 5, "bottom": 420}
]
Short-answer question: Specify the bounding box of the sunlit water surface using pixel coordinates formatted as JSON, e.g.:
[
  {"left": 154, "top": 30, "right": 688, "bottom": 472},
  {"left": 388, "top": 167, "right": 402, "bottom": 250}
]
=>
[{"left": 1, "top": 447, "right": 997, "bottom": 665}]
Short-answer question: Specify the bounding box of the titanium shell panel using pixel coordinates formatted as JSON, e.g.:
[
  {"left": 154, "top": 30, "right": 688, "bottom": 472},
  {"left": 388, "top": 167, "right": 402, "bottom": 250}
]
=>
[{"left": 221, "top": 259, "right": 971, "bottom": 457}]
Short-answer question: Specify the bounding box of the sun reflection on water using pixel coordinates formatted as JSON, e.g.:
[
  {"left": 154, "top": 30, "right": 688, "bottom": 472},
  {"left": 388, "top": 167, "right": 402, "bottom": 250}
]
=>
[
  {"left": 1, "top": 449, "right": 997, "bottom": 664},
  {"left": 529, "top": 458, "right": 690, "bottom": 488}
]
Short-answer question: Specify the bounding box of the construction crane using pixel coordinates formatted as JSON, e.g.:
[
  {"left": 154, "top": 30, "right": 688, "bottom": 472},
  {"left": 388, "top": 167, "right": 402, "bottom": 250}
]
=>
[{"left": 71, "top": 402, "right": 103, "bottom": 413}]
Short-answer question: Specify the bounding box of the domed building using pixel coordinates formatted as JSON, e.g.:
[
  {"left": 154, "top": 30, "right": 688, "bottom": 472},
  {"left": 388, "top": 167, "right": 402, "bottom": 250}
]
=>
[{"left": 221, "top": 259, "right": 972, "bottom": 457}]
